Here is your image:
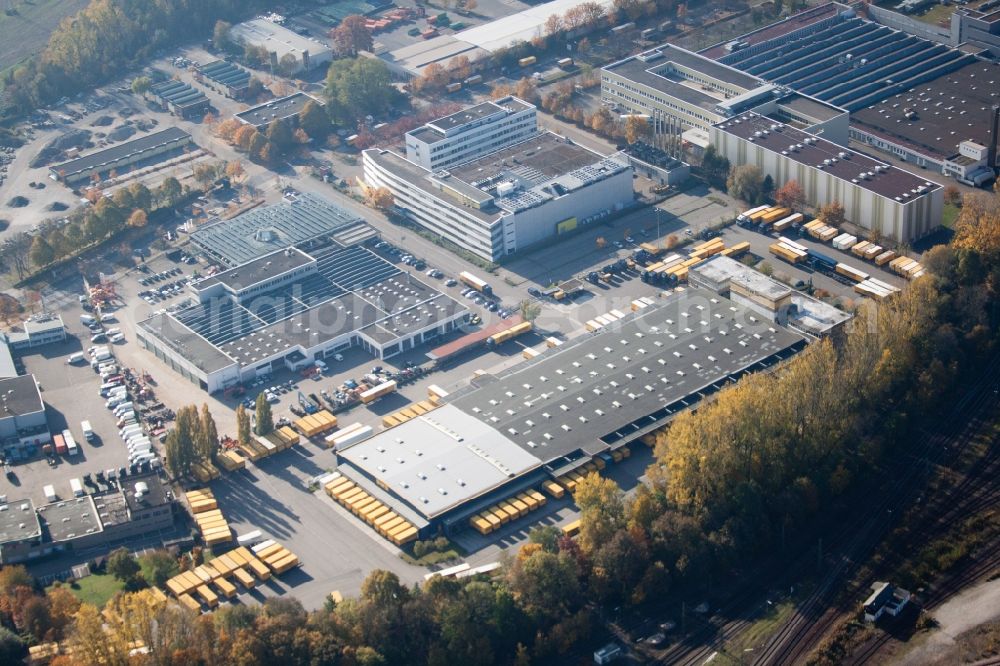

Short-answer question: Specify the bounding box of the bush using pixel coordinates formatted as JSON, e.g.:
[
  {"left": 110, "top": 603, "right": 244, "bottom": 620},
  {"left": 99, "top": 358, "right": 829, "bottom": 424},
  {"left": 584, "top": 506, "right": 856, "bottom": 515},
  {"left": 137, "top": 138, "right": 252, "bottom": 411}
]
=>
[
  {"left": 433, "top": 536, "right": 449, "bottom": 551},
  {"left": 413, "top": 541, "right": 428, "bottom": 558}
]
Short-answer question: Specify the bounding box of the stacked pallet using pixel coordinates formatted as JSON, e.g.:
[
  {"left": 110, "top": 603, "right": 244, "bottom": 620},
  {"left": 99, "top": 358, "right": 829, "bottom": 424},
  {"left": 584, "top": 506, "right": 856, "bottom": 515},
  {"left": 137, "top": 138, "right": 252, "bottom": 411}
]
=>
[
  {"left": 323, "top": 474, "right": 418, "bottom": 546},
  {"left": 380, "top": 400, "right": 437, "bottom": 429},
  {"left": 251, "top": 540, "right": 301, "bottom": 574},
  {"left": 470, "top": 490, "right": 548, "bottom": 535}
]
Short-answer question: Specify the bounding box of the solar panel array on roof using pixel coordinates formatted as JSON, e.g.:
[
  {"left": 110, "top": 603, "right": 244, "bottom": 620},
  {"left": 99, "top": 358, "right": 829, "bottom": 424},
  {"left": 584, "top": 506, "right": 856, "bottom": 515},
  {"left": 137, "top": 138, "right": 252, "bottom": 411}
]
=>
[
  {"left": 717, "top": 14, "right": 976, "bottom": 111},
  {"left": 190, "top": 193, "right": 363, "bottom": 265}
]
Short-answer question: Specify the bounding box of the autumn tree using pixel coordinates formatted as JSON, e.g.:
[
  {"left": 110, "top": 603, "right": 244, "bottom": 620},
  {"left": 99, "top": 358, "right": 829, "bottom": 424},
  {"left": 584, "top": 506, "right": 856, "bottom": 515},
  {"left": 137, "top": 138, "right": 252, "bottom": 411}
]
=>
[
  {"left": 624, "top": 115, "right": 650, "bottom": 144},
  {"left": 726, "top": 164, "right": 765, "bottom": 204},
  {"left": 415, "top": 63, "right": 450, "bottom": 94},
  {"left": 233, "top": 125, "right": 257, "bottom": 152},
  {"left": 545, "top": 13, "right": 565, "bottom": 36},
  {"left": 332, "top": 15, "right": 373, "bottom": 56},
  {"left": 215, "top": 117, "right": 242, "bottom": 143},
  {"left": 366, "top": 186, "right": 394, "bottom": 210},
  {"left": 448, "top": 55, "right": 472, "bottom": 82},
  {"left": 943, "top": 184, "right": 962, "bottom": 207},
  {"left": 574, "top": 473, "right": 625, "bottom": 555},
  {"left": 225, "top": 160, "right": 245, "bottom": 181},
  {"left": 775, "top": 179, "right": 804, "bottom": 210},
  {"left": 953, "top": 189, "right": 1000, "bottom": 261},
  {"left": 127, "top": 210, "right": 147, "bottom": 228},
  {"left": 589, "top": 107, "right": 614, "bottom": 134},
  {"left": 819, "top": 200, "right": 846, "bottom": 227},
  {"left": 507, "top": 549, "right": 581, "bottom": 621}
]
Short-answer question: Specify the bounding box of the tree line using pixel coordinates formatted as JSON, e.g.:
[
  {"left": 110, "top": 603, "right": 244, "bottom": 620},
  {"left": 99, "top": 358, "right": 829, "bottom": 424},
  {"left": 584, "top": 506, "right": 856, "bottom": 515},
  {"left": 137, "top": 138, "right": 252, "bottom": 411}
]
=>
[
  {"left": 0, "top": 178, "right": 184, "bottom": 282},
  {"left": 1, "top": 0, "right": 272, "bottom": 118}
]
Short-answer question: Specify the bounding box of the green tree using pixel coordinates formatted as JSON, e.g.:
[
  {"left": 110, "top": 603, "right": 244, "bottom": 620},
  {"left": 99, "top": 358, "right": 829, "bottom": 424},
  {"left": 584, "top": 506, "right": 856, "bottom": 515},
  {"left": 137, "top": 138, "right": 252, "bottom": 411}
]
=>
[
  {"left": 507, "top": 550, "right": 581, "bottom": 621},
  {"left": 277, "top": 53, "right": 299, "bottom": 78},
  {"left": 701, "top": 144, "right": 730, "bottom": 188},
  {"left": 138, "top": 550, "right": 179, "bottom": 587},
  {"left": 108, "top": 547, "right": 141, "bottom": 582},
  {"left": 157, "top": 177, "right": 183, "bottom": 208},
  {"left": 29, "top": 235, "right": 55, "bottom": 267},
  {"left": 528, "top": 525, "right": 561, "bottom": 553},
  {"left": 726, "top": 164, "right": 765, "bottom": 204},
  {"left": 131, "top": 76, "right": 151, "bottom": 96},
  {"left": 519, "top": 299, "right": 541, "bottom": 322},
  {"left": 254, "top": 392, "right": 273, "bottom": 436},
  {"left": 237, "top": 404, "right": 252, "bottom": 446},
  {"left": 325, "top": 57, "right": 404, "bottom": 124},
  {"left": 298, "top": 100, "right": 330, "bottom": 140},
  {"left": 199, "top": 404, "right": 218, "bottom": 461},
  {"left": 0, "top": 627, "right": 26, "bottom": 664},
  {"left": 265, "top": 119, "right": 294, "bottom": 155}
]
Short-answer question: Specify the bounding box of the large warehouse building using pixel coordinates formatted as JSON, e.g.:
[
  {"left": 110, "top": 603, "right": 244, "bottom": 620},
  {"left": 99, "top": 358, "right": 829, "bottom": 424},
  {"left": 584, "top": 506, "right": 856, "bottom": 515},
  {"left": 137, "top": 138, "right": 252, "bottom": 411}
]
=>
[
  {"left": 50, "top": 127, "right": 192, "bottom": 186},
  {"left": 230, "top": 18, "right": 333, "bottom": 74},
  {"left": 710, "top": 112, "right": 942, "bottom": 242},
  {"left": 335, "top": 288, "right": 807, "bottom": 536},
  {"left": 699, "top": 2, "right": 999, "bottom": 181},
  {"left": 364, "top": 132, "right": 633, "bottom": 262},
  {"left": 139, "top": 197, "right": 468, "bottom": 393}
]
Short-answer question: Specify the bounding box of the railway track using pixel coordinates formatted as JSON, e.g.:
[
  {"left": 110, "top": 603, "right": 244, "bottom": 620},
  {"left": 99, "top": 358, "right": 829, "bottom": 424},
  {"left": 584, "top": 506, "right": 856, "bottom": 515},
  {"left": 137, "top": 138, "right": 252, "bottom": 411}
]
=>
[{"left": 747, "top": 356, "right": 1000, "bottom": 666}]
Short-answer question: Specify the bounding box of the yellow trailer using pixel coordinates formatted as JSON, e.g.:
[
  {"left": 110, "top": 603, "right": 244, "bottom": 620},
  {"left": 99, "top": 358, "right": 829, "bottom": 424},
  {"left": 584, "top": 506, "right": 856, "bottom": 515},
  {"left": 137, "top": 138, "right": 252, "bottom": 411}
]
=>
[
  {"left": 214, "top": 577, "right": 237, "bottom": 599},
  {"left": 471, "top": 515, "right": 493, "bottom": 534},
  {"left": 480, "top": 512, "right": 502, "bottom": 531},
  {"left": 518, "top": 492, "right": 538, "bottom": 511},
  {"left": 498, "top": 501, "right": 520, "bottom": 522},
  {"left": 529, "top": 490, "right": 547, "bottom": 507},
  {"left": 232, "top": 567, "right": 255, "bottom": 589},
  {"left": 561, "top": 519, "right": 581, "bottom": 537},
  {"left": 339, "top": 487, "right": 365, "bottom": 504},
  {"left": 196, "top": 585, "right": 219, "bottom": 609},
  {"left": 379, "top": 516, "right": 405, "bottom": 536},
  {"left": 489, "top": 507, "right": 510, "bottom": 525},
  {"left": 374, "top": 512, "right": 400, "bottom": 530},
  {"left": 392, "top": 527, "right": 418, "bottom": 546},
  {"left": 178, "top": 593, "right": 201, "bottom": 612},
  {"left": 366, "top": 505, "right": 390, "bottom": 524},
  {"left": 542, "top": 480, "right": 565, "bottom": 498},
  {"left": 509, "top": 497, "right": 529, "bottom": 517}
]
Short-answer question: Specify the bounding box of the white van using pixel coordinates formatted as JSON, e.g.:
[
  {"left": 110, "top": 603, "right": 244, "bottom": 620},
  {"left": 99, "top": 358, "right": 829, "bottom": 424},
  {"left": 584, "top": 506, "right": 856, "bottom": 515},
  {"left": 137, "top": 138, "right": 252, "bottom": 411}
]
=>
[
  {"left": 81, "top": 420, "right": 94, "bottom": 442},
  {"left": 44, "top": 485, "right": 58, "bottom": 502},
  {"left": 128, "top": 445, "right": 152, "bottom": 458},
  {"left": 130, "top": 452, "right": 154, "bottom": 465},
  {"left": 127, "top": 437, "right": 150, "bottom": 449},
  {"left": 110, "top": 334, "right": 125, "bottom": 344},
  {"left": 80, "top": 314, "right": 96, "bottom": 325},
  {"left": 70, "top": 478, "right": 83, "bottom": 497},
  {"left": 67, "top": 352, "right": 86, "bottom": 365},
  {"left": 113, "top": 402, "right": 134, "bottom": 416},
  {"left": 120, "top": 425, "right": 142, "bottom": 437}
]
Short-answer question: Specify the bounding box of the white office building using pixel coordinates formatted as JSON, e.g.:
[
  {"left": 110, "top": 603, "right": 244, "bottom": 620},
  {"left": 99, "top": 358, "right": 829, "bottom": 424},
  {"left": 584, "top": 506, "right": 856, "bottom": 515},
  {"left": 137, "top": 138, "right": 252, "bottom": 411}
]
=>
[
  {"left": 364, "top": 132, "right": 633, "bottom": 262},
  {"left": 404, "top": 97, "right": 538, "bottom": 171},
  {"left": 230, "top": 18, "right": 333, "bottom": 74}
]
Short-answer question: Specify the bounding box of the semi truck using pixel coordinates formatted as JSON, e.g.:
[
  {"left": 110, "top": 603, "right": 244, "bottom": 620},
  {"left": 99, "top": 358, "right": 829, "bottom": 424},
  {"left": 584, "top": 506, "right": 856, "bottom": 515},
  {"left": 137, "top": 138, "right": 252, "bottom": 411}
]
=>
[{"left": 459, "top": 271, "right": 493, "bottom": 296}]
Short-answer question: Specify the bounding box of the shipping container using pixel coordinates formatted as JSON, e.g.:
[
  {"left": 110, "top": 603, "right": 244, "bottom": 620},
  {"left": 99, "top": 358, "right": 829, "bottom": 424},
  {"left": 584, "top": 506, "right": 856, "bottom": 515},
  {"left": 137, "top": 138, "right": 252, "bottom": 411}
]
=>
[
  {"left": 360, "top": 380, "right": 397, "bottom": 405},
  {"left": 52, "top": 433, "right": 67, "bottom": 455},
  {"left": 770, "top": 243, "right": 805, "bottom": 264},
  {"left": 835, "top": 263, "right": 869, "bottom": 282},
  {"left": 759, "top": 207, "right": 791, "bottom": 226},
  {"left": 65, "top": 431, "right": 79, "bottom": 456},
  {"left": 851, "top": 241, "right": 871, "bottom": 256},
  {"left": 875, "top": 250, "right": 897, "bottom": 266},
  {"left": 737, "top": 205, "right": 770, "bottom": 223},
  {"left": 196, "top": 585, "right": 219, "bottom": 608},
  {"left": 232, "top": 567, "right": 255, "bottom": 589},
  {"left": 214, "top": 577, "right": 237, "bottom": 599},
  {"left": 771, "top": 213, "right": 803, "bottom": 232}
]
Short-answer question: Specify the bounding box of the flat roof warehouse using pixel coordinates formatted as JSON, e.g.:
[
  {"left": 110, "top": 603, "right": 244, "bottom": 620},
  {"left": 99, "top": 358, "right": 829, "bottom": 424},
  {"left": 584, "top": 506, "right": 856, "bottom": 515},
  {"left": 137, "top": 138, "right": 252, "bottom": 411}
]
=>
[
  {"left": 714, "top": 113, "right": 941, "bottom": 201},
  {"left": 338, "top": 289, "right": 806, "bottom": 528}
]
